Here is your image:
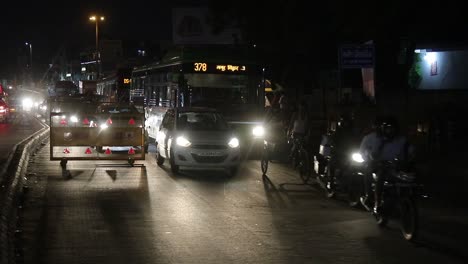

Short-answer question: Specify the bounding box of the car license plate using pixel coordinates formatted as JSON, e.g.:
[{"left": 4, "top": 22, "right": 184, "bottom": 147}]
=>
[{"left": 198, "top": 151, "right": 222, "bottom": 156}]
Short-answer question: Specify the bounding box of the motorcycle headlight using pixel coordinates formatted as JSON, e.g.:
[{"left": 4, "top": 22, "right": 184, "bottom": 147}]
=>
[
  {"left": 176, "top": 136, "right": 191, "bottom": 147},
  {"left": 252, "top": 125, "right": 265, "bottom": 137},
  {"left": 228, "top": 137, "right": 240, "bottom": 148},
  {"left": 351, "top": 152, "right": 364, "bottom": 163},
  {"left": 100, "top": 123, "right": 108, "bottom": 129},
  {"left": 70, "top": 115, "right": 78, "bottom": 123}
]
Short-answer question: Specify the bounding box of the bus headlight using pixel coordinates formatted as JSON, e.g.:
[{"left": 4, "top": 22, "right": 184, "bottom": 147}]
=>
[
  {"left": 228, "top": 137, "right": 240, "bottom": 148},
  {"left": 252, "top": 125, "right": 265, "bottom": 137}
]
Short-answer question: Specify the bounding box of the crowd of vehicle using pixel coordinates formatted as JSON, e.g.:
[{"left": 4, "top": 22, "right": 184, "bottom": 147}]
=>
[{"left": 258, "top": 95, "right": 422, "bottom": 242}]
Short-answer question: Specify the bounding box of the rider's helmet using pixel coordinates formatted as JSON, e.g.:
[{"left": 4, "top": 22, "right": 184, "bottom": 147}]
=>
[{"left": 380, "top": 116, "right": 399, "bottom": 141}]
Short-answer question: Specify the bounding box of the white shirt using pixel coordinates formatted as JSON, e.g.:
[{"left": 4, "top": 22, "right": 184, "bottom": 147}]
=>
[{"left": 359, "top": 132, "right": 411, "bottom": 161}]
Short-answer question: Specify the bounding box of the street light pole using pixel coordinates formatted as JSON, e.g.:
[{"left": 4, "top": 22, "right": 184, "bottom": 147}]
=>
[
  {"left": 25, "top": 42, "right": 32, "bottom": 68},
  {"left": 89, "top": 15, "right": 105, "bottom": 79}
]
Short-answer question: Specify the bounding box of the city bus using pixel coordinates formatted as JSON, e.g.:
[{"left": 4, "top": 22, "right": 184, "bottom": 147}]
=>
[
  {"left": 130, "top": 45, "right": 266, "bottom": 157},
  {"left": 96, "top": 67, "right": 133, "bottom": 103}
]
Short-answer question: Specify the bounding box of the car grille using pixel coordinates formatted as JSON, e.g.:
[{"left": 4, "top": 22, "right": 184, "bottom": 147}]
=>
[
  {"left": 191, "top": 144, "right": 227, "bottom": 150},
  {"left": 191, "top": 154, "right": 228, "bottom": 163}
]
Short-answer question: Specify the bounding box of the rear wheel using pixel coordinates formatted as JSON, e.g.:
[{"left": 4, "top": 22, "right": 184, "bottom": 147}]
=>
[
  {"left": 375, "top": 212, "right": 388, "bottom": 227},
  {"left": 399, "top": 197, "right": 418, "bottom": 241}
]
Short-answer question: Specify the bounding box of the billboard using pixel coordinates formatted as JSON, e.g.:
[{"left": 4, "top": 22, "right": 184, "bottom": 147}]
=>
[
  {"left": 339, "top": 44, "right": 375, "bottom": 69},
  {"left": 411, "top": 49, "right": 468, "bottom": 90},
  {"left": 172, "top": 8, "right": 240, "bottom": 45}
]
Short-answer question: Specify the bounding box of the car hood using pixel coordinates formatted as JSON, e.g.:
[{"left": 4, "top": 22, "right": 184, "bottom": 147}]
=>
[{"left": 177, "top": 130, "right": 236, "bottom": 144}]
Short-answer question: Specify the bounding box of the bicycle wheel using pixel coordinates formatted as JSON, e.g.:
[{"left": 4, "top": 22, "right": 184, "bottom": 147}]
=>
[
  {"left": 298, "top": 149, "right": 311, "bottom": 183},
  {"left": 347, "top": 173, "right": 363, "bottom": 208},
  {"left": 325, "top": 163, "right": 336, "bottom": 198},
  {"left": 260, "top": 147, "right": 269, "bottom": 175},
  {"left": 399, "top": 197, "right": 418, "bottom": 241}
]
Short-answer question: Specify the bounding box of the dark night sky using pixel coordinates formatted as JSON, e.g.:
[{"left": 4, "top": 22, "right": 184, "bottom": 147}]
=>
[
  {"left": 0, "top": 0, "right": 208, "bottom": 78},
  {"left": 2, "top": 0, "right": 468, "bottom": 80}
]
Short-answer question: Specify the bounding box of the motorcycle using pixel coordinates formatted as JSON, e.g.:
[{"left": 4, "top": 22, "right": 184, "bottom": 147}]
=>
[
  {"left": 371, "top": 159, "right": 420, "bottom": 241},
  {"left": 314, "top": 134, "right": 363, "bottom": 207}
]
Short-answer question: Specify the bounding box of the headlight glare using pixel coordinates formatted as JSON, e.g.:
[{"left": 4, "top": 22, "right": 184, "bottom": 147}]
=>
[
  {"left": 228, "top": 137, "right": 240, "bottom": 148},
  {"left": 351, "top": 153, "right": 364, "bottom": 163},
  {"left": 252, "top": 125, "right": 265, "bottom": 137},
  {"left": 176, "top": 136, "right": 191, "bottom": 147}
]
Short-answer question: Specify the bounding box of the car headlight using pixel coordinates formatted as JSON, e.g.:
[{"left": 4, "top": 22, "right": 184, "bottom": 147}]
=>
[
  {"left": 252, "top": 125, "right": 265, "bottom": 137},
  {"left": 70, "top": 115, "right": 78, "bottom": 123},
  {"left": 228, "top": 137, "right": 240, "bottom": 148},
  {"left": 22, "top": 98, "right": 33, "bottom": 109},
  {"left": 176, "top": 136, "right": 191, "bottom": 147},
  {"left": 351, "top": 152, "right": 364, "bottom": 163}
]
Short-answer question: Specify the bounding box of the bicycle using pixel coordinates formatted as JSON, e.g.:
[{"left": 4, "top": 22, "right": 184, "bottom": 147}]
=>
[
  {"left": 372, "top": 160, "right": 421, "bottom": 241},
  {"left": 289, "top": 133, "right": 311, "bottom": 184}
]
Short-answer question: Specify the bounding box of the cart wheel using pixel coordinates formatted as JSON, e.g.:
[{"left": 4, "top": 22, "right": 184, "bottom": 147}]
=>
[
  {"left": 60, "top": 159, "right": 67, "bottom": 168},
  {"left": 261, "top": 147, "right": 269, "bottom": 175}
]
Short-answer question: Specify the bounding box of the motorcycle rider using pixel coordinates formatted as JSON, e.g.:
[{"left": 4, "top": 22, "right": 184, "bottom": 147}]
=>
[
  {"left": 327, "top": 113, "right": 360, "bottom": 178},
  {"left": 359, "top": 115, "right": 414, "bottom": 214}
]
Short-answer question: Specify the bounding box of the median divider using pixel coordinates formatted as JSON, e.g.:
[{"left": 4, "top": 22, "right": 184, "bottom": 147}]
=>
[{"left": 0, "top": 120, "right": 49, "bottom": 264}]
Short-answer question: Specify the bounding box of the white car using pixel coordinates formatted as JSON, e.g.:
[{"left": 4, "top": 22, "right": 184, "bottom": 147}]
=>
[{"left": 155, "top": 107, "right": 241, "bottom": 176}]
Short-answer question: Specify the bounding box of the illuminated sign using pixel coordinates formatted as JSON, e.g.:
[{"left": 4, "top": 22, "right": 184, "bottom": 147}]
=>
[
  {"left": 194, "top": 62, "right": 207, "bottom": 72},
  {"left": 123, "top": 78, "right": 131, "bottom": 84},
  {"left": 193, "top": 62, "right": 247, "bottom": 72},
  {"left": 216, "top": 64, "right": 246, "bottom": 72}
]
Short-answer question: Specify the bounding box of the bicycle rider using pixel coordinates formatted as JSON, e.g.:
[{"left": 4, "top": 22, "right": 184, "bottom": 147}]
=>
[{"left": 287, "top": 100, "right": 310, "bottom": 161}]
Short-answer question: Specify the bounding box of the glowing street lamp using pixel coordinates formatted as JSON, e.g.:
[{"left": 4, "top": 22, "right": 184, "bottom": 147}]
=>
[
  {"left": 25, "top": 42, "right": 32, "bottom": 68},
  {"left": 89, "top": 15, "right": 105, "bottom": 79}
]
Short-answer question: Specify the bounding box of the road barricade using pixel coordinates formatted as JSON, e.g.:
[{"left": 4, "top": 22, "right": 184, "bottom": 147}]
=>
[{"left": 49, "top": 110, "right": 146, "bottom": 166}]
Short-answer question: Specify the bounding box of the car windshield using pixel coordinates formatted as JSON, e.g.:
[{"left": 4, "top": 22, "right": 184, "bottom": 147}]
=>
[{"left": 177, "top": 111, "right": 229, "bottom": 131}]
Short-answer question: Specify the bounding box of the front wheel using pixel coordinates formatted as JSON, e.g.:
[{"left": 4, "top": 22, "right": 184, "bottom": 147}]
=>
[
  {"left": 169, "top": 150, "right": 179, "bottom": 174},
  {"left": 156, "top": 151, "right": 165, "bottom": 166},
  {"left": 325, "top": 165, "right": 336, "bottom": 198},
  {"left": 347, "top": 173, "right": 362, "bottom": 208},
  {"left": 399, "top": 197, "right": 418, "bottom": 241},
  {"left": 298, "top": 149, "right": 311, "bottom": 184},
  {"left": 260, "top": 148, "right": 269, "bottom": 175}
]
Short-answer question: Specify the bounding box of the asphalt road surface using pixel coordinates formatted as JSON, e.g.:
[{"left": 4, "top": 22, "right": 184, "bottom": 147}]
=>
[{"left": 17, "top": 143, "right": 468, "bottom": 264}]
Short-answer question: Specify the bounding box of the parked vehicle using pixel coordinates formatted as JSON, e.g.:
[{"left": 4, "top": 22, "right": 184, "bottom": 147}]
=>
[
  {"left": 155, "top": 107, "right": 241, "bottom": 176},
  {"left": 0, "top": 98, "right": 10, "bottom": 123}
]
